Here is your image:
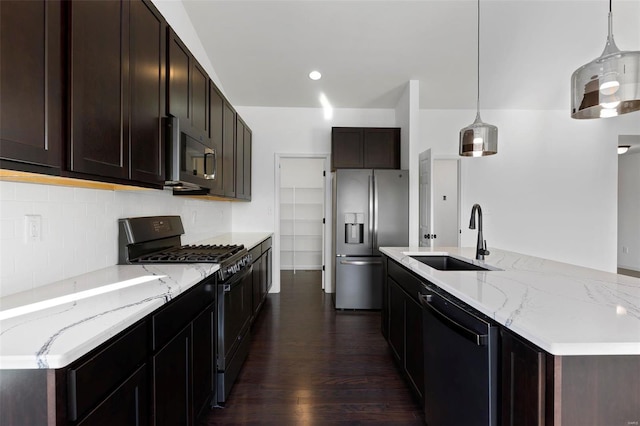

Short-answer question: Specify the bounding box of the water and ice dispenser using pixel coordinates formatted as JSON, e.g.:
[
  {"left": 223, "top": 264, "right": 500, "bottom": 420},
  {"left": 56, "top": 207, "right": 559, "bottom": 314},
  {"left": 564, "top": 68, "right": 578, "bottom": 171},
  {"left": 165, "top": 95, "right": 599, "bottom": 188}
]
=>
[{"left": 344, "top": 213, "right": 364, "bottom": 244}]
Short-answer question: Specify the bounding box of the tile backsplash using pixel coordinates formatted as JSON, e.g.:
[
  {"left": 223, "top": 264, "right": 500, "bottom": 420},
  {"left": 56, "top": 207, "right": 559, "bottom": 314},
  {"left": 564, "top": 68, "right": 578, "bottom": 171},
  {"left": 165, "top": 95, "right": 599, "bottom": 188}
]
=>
[{"left": 0, "top": 181, "right": 232, "bottom": 296}]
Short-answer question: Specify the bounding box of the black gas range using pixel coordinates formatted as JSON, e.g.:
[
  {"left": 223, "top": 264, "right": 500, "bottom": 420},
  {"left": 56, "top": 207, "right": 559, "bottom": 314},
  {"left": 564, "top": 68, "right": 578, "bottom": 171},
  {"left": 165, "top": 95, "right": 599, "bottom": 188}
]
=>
[
  {"left": 118, "top": 215, "right": 253, "bottom": 405},
  {"left": 118, "top": 215, "right": 251, "bottom": 281}
]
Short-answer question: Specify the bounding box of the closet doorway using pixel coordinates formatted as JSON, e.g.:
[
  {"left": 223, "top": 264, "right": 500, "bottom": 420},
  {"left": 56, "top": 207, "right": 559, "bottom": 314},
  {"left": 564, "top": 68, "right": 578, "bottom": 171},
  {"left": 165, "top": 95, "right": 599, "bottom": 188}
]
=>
[{"left": 276, "top": 155, "right": 330, "bottom": 290}]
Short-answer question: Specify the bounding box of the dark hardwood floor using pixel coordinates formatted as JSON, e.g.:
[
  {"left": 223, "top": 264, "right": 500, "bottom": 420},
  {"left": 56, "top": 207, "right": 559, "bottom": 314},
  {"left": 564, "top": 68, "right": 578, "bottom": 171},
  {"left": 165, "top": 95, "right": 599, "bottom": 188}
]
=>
[{"left": 200, "top": 270, "right": 424, "bottom": 425}]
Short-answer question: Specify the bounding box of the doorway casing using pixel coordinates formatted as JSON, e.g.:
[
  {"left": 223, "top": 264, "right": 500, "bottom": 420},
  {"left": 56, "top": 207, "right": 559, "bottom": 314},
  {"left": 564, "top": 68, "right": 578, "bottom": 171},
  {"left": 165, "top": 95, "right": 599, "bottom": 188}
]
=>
[{"left": 274, "top": 153, "right": 332, "bottom": 292}]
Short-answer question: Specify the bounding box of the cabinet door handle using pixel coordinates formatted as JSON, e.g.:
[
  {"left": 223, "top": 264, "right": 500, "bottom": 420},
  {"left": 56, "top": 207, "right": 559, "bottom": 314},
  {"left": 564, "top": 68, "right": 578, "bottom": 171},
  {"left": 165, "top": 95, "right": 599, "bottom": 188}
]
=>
[{"left": 418, "top": 294, "right": 488, "bottom": 346}]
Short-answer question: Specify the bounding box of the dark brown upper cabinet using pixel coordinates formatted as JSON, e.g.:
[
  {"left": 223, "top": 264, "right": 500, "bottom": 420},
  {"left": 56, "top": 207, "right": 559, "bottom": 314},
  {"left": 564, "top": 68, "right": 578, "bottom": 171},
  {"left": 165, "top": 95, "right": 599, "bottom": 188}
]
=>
[
  {"left": 68, "top": 0, "right": 128, "bottom": 179},
  {"left": 129, "top": 0, "right": 166, "bottom": 185},
  {"left": 0, "top": 0, "right": 63, "bottom": 174},
  {"left": 68, "top": 0, "right": 166, "bottom": 186},
  {"left": 235, "top": 116, "right": 251, "bottom": 201},
  {"left": 168, "top": 29, "right": 209, "bottom": 146},
  {"left": 331, "top": 127, "right": 400, "bottom": 171},
  {"left": 222, "top": 101, "right": 236, "bottom": 198},
  {"left": 331, "top": 128, "right": 363, "bottom": 169},
  {"left": 242, "top": 124, "right": 252, "bottom": 200},
  {"left": 209, "top": 82, "right": 225, "bottom": 196}
]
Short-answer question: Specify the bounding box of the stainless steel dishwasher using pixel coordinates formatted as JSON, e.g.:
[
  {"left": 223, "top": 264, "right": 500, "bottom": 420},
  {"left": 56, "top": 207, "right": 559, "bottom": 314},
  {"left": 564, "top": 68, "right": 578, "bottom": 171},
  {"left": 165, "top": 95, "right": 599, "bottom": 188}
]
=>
[{"left": 419, "top": 287, "right": 499, "bottom": 426}]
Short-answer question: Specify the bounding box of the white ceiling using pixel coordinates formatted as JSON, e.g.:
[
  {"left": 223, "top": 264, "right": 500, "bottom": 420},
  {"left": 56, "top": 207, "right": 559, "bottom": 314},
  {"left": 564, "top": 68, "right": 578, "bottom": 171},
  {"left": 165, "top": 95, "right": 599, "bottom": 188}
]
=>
[{"left": 182, "top": 0, "right": 640, "bottom": 110}]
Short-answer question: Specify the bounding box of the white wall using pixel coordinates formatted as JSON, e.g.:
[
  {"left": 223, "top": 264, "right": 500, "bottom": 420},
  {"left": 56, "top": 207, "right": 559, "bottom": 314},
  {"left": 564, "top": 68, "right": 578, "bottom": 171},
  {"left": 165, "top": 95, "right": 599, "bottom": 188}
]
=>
[
  {"left": 280, "top": 158, "right": 324, "bottom": 188},
  {"left": 618, "top": 151, "right": 640, "bottom": 271},
  {"left": 0, "top": 182, "right": 231, "bottom": 296},
  {"left": 231, "top": 106, "right": 396, "bottom": 292},
  {"left": 394, "top": 80, "right": 420, "bottom": 246},
  {"left": 150, "top": 0, "right": 225, "bottom": 95},
  {"left": 419, "top": 109, "right": 640, "bottom": 272}
]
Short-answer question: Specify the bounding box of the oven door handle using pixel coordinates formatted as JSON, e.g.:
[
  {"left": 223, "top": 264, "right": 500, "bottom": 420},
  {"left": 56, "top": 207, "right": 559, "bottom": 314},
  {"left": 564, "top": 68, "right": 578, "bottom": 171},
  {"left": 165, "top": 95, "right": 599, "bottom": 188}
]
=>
[
  {"left": 223, "top": 264, "right": 253, "bottom": 292},
  {"left": 418, "top": 294, "right": 488, "bottom": 346}
]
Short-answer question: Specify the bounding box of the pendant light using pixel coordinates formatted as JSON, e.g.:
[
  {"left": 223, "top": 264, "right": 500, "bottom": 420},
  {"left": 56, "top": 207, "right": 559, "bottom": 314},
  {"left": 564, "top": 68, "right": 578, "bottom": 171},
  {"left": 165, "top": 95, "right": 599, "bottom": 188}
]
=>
[
  {"left": 618, "top": 145, "right": 630, "bottom": 154},
  {"left": 459, "top": 0, "right": 497, "bottom": 157},
  {"left": 571, "top": 0, "right": 640, "bottom": 119}
]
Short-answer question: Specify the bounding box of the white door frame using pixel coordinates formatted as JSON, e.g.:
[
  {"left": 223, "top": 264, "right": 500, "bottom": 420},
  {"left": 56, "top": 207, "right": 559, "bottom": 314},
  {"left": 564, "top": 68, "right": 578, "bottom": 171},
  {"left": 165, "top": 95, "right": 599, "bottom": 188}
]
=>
[
  {"left": 274, "top": 153, "right": 332, "bottom": 292},
  {"left": 419, "top": 150, "right": 463, "bottom": 248},
  {"left": 433, "top": 155, "right": 463, "bottom": 247},
  {"left": 419, "top": 149, "right": 433, "bottom": 247}
]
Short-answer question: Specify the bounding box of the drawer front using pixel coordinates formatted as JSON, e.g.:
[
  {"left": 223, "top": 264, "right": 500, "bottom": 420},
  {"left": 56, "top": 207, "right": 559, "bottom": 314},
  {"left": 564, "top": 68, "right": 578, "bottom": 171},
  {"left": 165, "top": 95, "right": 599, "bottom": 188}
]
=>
[
  {"left": 249, "top": 245, "right": 261, "bottom": 263},
  {"left": 68, "top": 320, "right": 148, "bottom": 421},
  {"left": 261, "top": 237, "right": 272, "bottom": 253},
  {"left": 152, "top": 277, "right": 215, "bottom": 350},
  {"left": 388, "top": 260, "right": 425, "bottom": 302}
]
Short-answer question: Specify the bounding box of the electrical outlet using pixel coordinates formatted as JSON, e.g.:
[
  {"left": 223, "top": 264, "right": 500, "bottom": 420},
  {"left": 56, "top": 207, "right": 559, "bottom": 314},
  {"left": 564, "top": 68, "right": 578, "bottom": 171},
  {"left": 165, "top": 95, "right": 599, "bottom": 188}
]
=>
[{"left": 25, "top": 215, "right": 42, "bottom": 243}]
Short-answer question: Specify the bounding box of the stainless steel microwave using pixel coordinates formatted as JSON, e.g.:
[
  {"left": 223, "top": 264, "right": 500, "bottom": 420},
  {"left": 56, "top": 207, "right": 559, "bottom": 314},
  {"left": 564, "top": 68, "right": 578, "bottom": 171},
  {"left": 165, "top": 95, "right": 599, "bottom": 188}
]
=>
[{"left": 164, "top": 116, "right": 217, "bottom": 193}]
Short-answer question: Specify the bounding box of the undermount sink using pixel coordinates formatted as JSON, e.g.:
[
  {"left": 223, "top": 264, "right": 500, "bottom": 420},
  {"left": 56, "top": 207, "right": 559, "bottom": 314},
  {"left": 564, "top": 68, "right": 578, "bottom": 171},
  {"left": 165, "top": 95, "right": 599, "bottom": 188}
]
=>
[{"left": 410, "top": 255, "right": 490, "bottom": 271}]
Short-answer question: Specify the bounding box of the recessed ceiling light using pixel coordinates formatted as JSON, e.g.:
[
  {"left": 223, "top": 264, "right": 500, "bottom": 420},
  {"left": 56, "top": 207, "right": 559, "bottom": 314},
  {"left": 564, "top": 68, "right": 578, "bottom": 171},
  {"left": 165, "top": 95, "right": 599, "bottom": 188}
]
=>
[{"left": 309, "top": 71, "right": 322, "bottom": 81}]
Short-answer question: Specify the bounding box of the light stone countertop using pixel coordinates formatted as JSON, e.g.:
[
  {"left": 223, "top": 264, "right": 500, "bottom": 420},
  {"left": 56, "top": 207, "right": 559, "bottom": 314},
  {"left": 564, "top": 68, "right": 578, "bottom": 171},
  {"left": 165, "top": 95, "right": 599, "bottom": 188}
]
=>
[
  {"left": 381, "top": 246, "right": 640, "bottom": 356},
  {"left": 0, "top": 232, "right": 272, "bottom": 369}
]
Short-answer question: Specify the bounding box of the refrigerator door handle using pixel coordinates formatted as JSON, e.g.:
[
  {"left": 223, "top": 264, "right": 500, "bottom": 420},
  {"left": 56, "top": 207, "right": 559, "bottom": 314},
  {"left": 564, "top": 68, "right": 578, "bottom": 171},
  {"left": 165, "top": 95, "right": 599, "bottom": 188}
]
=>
[
  {"left": 373, "top": 174, "right": 379, "bottom": 249},
  {"left": 369, "top": 174, "right": 374, "bottom": 249},
  {"left": 340, "top": 260, "right": 383, "bottom": 266}
]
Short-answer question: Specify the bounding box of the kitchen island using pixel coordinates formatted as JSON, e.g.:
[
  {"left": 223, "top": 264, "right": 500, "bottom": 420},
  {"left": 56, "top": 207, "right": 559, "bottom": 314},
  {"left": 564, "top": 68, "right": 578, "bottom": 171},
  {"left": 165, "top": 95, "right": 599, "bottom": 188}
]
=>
[
  {"left": 0, "top": 232, "right": 271, "bottom": 425},
  {"left": 382, "top": 246, "right": 640, "bottom": 426}
]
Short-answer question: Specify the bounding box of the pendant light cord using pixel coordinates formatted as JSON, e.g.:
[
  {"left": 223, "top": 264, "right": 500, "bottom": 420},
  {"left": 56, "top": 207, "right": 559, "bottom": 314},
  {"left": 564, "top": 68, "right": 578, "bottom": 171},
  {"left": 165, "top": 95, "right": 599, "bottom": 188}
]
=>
[{"left": 476, "top": 0, "right": 481, "bottom": 114}]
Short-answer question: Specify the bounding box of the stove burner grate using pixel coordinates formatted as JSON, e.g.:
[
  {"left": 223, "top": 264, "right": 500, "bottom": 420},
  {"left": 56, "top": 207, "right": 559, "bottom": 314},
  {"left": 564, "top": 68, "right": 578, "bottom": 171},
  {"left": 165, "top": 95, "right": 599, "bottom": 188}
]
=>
[{"left": 135, "top": 244, "right": 245, "bottom": 264}]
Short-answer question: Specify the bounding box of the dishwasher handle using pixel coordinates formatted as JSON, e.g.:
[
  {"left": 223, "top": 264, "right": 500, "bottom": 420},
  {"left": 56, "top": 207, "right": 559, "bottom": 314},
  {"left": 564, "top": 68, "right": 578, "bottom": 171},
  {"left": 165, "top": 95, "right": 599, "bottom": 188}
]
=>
[{"left": 418, "top": 294, "right": 488, "bottom": 346}]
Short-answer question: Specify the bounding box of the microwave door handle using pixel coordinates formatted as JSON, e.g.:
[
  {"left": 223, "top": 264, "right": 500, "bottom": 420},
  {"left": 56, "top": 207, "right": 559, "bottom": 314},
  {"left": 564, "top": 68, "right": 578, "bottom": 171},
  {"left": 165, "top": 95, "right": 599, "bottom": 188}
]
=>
[
  {"left": 203, "top": 148, "right": 215, "bottom": 179},
  {"left": 211, "top": 149, "right": 217, "bottom": 180}
]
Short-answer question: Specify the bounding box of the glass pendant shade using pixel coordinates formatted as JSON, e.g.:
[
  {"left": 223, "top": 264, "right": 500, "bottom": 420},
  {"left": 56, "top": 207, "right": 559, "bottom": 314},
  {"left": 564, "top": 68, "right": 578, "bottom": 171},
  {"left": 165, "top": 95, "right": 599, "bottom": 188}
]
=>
[
  {"left": 618, "top": 145, "right": 630, "bottom": 154},
  {"left": 571, "top": 11, "right": 640, "bottom": 119},
  {"left": 459, "top": 112, "right": 498, "bottom": 157},
  {"left": 458, "top": 0, "right": 498, "bottom": 157}
]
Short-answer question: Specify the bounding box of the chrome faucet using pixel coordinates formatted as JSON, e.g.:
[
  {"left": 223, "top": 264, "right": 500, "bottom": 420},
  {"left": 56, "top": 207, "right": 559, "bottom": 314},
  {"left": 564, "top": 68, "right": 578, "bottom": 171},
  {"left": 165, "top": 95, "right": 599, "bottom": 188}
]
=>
[{"left": 469, "top": 204, "right": 490, "bottom": 260}]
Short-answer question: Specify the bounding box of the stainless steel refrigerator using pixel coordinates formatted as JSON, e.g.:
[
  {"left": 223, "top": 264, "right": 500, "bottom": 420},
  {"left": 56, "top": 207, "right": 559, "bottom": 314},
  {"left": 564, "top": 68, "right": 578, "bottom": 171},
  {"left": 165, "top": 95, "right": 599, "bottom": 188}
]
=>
[{"left": 332, "top": 169, "right": 409, "bottom": 309}]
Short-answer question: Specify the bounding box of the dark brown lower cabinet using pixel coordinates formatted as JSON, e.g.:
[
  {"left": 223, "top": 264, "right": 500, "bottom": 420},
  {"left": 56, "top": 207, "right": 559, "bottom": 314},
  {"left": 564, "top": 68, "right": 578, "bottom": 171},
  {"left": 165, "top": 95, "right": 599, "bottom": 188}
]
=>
[
  {"left": 404, "top": 294, "right": 424, "bottom": 398},
  {"left": 153, "top": 326, "right": 191, "bottom": 426},
  {"left": 251, "top": 248, "right": 263, "bottom": 320},
  {"left": 78, "top": 365, "right": 148, "bottom": 426},
  {"left": 385, "top": 260, "right": 426, "bottom": 401},
  {"left": 387, "top": 277, "right": 405, "bottom": 363},
  {"left": 249, "top": 238, "right": 271, "bottom": 323},
  {"left": 192, "top": 305, "right": 215, "bottom": 419},
  {"left": 149, "top": 304, "right": 215, "bottom": 423},
  {"left": 501, "top": 329, "right": 546, "bottom": 426},
  {"left": 0, "top": 278, "right": 223, "bottom": 425}
]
